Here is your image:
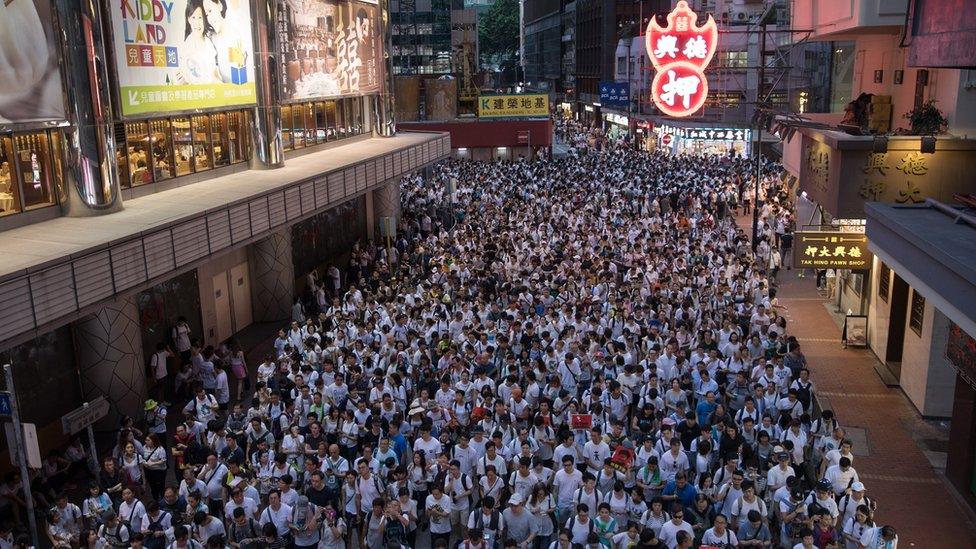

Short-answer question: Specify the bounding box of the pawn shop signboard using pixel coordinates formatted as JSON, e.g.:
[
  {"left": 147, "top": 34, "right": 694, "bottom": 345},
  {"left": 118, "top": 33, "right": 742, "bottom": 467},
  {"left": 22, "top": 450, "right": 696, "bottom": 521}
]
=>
[
  {"left": 793, "top": 232, "right": 873, "bottom": 271},
  {"left": 645, "top": 0, "right": 718, "bottom": 118}
]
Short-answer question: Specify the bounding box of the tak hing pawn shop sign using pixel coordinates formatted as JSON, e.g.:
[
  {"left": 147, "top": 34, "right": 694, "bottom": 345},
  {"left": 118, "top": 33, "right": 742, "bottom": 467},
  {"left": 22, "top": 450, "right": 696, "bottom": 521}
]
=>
[
  {"left": 793, "top": 232, "right": 873, "bottom": 270},
  {"left": 645, "top": 0, "right": 718, "bottom": 118}
]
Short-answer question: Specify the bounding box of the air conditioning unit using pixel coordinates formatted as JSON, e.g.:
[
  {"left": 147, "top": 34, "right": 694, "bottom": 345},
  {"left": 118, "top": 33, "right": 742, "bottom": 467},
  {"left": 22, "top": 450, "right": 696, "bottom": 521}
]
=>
[{"left": 729, "top": 8, "right": 755, "bottom": 23}]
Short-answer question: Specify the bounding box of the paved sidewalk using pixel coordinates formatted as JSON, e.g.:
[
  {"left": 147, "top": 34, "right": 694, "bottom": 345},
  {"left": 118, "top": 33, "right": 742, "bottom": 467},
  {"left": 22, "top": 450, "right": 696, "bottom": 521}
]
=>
[{"left": 771, "top": 258, "right": 976, "bottom": 546}]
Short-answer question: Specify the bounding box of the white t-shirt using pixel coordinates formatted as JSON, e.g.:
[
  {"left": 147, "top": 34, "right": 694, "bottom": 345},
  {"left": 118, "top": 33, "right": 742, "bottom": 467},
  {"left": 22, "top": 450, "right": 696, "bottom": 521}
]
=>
[
  {"left": 425, "top": 494, "right": 453, "bottom": 534},
  {"left": 553, "top": 468, "right": 583, "bottom": 506},
  {"left": 658, "top": 520, "right": 694, "bottom": 549},
  {"left": 259, "top": 503, "right": 292, "bottom": 536},
  {"left": 702, "top": 527, "right": 738, "bottom": 546},
  {"left": 414, "top": 436, "right": 442, "bottom": 457}
]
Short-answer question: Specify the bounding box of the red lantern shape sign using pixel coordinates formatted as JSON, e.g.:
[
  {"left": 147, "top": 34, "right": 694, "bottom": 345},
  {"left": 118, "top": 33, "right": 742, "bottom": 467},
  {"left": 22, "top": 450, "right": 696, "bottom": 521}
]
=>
[{"left": 645, "top": 0, "right": 718, "bottom": 118}]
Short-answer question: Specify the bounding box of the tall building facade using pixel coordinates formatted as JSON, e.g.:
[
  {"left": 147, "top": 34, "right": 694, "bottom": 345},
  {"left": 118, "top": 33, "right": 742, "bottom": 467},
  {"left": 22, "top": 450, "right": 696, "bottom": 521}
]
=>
[
  {"left": 523, "top": 0, "right": 565, "bottom": 93},
  {"left": 774, "top": 0, "right": 976, "bottom": 511},
  {"left": 391, "top": 0, "right": 464, "bottom": 74},
  {"left": 0, "top": 0, "right": 448, "bottom": 451}
]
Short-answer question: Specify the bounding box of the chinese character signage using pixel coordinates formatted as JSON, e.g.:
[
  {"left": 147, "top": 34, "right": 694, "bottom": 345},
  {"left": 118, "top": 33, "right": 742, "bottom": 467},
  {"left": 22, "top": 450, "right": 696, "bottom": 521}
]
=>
[
  {"left": 946, "top": 321, "right": 976, "bottom": 389},
  {"left": 277, "top": 0, "right": 382, "bottom": 101},
  {"left": 645, "top": 0, "right": 717, "bottom": 118},
  {"left": 656, "top": 124, "right": 750, "bottom": 141},
  {"left": 0, "top": 0, "right": 66, "bottom": 126},
  {"left": 599, "top": 81, "right": 630, "bottom": 108},
  {"left": 108, "top": 0, "right": 257, "bottom": 117},
  {"left": 793, "top": 232, "right": 873, "bottom": 270},
  {"left": 477, "top": 94, "right": 549, "bottom": 118}
]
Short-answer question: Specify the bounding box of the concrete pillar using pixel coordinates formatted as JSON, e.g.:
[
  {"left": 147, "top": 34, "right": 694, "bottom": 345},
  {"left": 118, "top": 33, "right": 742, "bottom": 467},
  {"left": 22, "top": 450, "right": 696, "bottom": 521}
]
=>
[
  {"left": 73, "top": 295, "right": 146, "bottom": 426},
  {"left": 372, "top": 181, "right": 401, "bottom": 237},
  {"left": 248, "top": 228, "right": 295, "bottom": 322}
]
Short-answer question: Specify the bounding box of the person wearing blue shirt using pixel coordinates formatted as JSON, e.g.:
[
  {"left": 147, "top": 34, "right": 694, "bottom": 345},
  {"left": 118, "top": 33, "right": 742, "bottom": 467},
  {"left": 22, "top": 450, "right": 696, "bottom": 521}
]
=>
[
  {"left": 696, "top": 392, "right": 719, "bottom": 426},
  {"left": 388, "top": 422, "right": 410, "bottom": 461},
  {"left": 662, "top": 472, "right": 699, "bottom": 508}
]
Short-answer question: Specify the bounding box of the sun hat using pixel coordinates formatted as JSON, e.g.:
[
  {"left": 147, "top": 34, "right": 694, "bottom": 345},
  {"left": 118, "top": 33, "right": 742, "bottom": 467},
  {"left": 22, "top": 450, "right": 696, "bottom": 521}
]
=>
[{"left": 144, "top": 399, "right": 158, "bottom": 411}]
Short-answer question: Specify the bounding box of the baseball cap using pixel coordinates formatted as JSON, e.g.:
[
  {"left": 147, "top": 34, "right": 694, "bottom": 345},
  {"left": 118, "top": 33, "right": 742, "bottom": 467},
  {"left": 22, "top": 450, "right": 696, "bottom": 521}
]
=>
[{"left": 851, "top": 482, "right": 866, "bottom": 492}]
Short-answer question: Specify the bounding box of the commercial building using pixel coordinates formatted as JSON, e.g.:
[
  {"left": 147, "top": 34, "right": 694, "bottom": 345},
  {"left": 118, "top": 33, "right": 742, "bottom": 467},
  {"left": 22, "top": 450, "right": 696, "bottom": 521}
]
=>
[
  {"left": 0, "top": 0, "right": 448, "bottom": 454},
  {"left": 776, "top": 0, "right": 976, "bottom": 510},
  {"left": 606, "top": 0, "right": 826, "bottom": 143},
  {"left": 865, "top": 201, "right": 976, "bottom": 510},
  {"left": 523, "top": 0, "right": 566, "bottom": 94},
  {"left": 390, "top": 0, "right": 464, "bottom": 75}
]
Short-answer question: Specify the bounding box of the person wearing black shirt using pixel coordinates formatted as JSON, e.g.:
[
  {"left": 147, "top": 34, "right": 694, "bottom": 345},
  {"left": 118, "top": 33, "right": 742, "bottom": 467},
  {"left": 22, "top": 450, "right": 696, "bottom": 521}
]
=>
[
  {"left": 675, "top": 412, "right": 699, "bottom": 451},
  {"left": 159, "top": 487, "right": 187, "bottom": 527},
  {"left": 98, "top": 457, "right": 124, "bottom": 506},
  {"left": 305, "top": 471, "right": 332, "bottom": 508}
]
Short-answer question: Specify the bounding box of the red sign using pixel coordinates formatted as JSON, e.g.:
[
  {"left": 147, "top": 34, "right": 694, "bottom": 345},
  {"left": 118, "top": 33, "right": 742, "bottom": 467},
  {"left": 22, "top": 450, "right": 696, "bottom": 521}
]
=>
[
  {"left": 645, "top": 0, "right": 718, "bottom": 118},
  {"left": 662, "top": 134, "right": 673, "bottom": 145},
  {"left": 609, "top": 445, "right": 635, "bottom": 474},
  {"left": 570, "top": 414, "right": 593, "bottom": 430}
]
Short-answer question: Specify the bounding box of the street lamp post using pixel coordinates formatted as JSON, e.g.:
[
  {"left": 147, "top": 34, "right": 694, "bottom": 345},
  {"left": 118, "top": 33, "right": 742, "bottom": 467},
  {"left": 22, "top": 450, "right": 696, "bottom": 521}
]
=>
[{"left": 751, "top": 22, "right": 767, "bottom": 251}]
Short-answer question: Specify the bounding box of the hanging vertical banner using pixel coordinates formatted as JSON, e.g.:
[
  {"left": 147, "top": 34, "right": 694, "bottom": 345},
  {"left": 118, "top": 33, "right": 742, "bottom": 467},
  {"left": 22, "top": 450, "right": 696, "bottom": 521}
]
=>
[{"left": 645, "top": 0, "right": 717, "bottom": 118}]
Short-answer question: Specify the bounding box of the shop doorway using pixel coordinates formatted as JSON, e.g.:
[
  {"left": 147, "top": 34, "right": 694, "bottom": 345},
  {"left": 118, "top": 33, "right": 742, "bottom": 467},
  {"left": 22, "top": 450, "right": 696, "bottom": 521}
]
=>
[
  {"left": 230, "top": 263, "right": 253, "bottom": 333},
  {"left": 884, "top": 273, "right": 910, "bottom": 381},
  {"left": 212, "top": 273, "right": 233, "bottom": 344}
]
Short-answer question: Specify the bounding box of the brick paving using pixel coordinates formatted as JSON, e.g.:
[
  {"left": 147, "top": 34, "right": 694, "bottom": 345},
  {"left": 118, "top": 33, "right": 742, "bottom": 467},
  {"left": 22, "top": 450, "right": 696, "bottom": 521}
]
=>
[{"left": 772, "top": 261, "right": 976, "bottom": 546}]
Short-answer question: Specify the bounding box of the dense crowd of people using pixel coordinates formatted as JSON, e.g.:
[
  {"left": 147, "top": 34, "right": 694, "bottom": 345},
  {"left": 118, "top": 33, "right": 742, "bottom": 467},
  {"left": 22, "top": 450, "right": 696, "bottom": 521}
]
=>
[{"left": 25, "top": 125, "right": 899, "bottom": 549}]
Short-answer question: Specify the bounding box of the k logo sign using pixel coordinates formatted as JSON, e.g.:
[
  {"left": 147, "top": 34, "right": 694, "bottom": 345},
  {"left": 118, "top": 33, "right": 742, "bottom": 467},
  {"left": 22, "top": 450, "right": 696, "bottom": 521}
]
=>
[{"left": 645, "top": 1, "right": 718, "bottom": 118}]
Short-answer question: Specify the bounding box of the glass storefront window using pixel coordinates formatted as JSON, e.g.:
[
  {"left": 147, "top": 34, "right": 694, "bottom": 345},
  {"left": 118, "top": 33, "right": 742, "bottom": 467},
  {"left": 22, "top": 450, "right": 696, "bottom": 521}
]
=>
[
  {"left": 150, "top": 119, "right": 175, "bottom": 181},
  {"left": 306, "top": 104, "right": 321, "bottom": 145},
  {"left": 0, "top": 136, "right": 21, "bottom": 216},
  {"left": 315, "top": 103, "right": 327, "bottom": 143},
  {"left": 211, "top": 113, "right": 231, "bottom": 168},
  {"left": 191, "top": 115, "right": 212, "bottom": 172},
  {"left": 172, "top": 117, "right": 193, "bottom": 176},
  {"left": 292, "top": 106, "right": 306, "bottom": 149},
  {"left": 336, "top": 99, "right": 346, "bottom": 138},
  {"left": 227, "top": 111, "right": 245, "bottom": 164},
  {"left": 325, "top": 101, "right": 337, "bottom": 141},
  {"left": 15, "top": 133, "right": 54, "bottom": 209},
  {"left": 281, "top": 105, "right": 294, "bottom": 151},
  {"left": 125, "top": 121, "right": 152, "bottom": 187}
]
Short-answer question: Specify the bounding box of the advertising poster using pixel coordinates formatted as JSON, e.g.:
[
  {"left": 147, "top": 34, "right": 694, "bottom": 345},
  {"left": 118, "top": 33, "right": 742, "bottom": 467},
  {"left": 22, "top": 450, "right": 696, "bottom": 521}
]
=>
[
  {"left": 477, "top": 94, "right": 549, "bottom": 118},
  {"left": 108, "top": 0, "right": 257, "bottom": 117},
  {"left": 0, "top": 0, "right": 66, "bottom": 126},
  {"left": 425, "top": 79, "right": 456, "bottom": 121},
  {"left": 277, "top": 0, "right": 382, "bottom": 101}
]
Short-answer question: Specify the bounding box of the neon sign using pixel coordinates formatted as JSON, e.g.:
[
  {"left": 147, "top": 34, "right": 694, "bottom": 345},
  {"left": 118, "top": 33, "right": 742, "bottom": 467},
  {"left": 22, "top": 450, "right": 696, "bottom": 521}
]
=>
[{"left": 646, "top": 0, "right": 718, "bottom": 118}]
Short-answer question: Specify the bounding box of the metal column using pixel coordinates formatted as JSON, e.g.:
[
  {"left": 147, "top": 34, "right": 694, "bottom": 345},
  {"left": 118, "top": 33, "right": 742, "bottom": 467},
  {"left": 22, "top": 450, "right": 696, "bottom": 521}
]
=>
[
  {"left": 250, "top": 0, "right": 285, "bottom": 169},
  {"left": 53, "top": 0, "right": 123, "bottom": 216},
  {"left": 374, "top": 0, "right": 396, "bottom": 137}
]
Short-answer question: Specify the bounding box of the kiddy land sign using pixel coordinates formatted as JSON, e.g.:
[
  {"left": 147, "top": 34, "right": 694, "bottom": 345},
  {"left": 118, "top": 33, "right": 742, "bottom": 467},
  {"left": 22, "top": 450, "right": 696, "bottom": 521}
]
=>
[
  {"left": 793, "top": 232, "right": 873, "bottom": 270},
  {"left": 646, "top": 0, "right": 717, "bottom": 118}
]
